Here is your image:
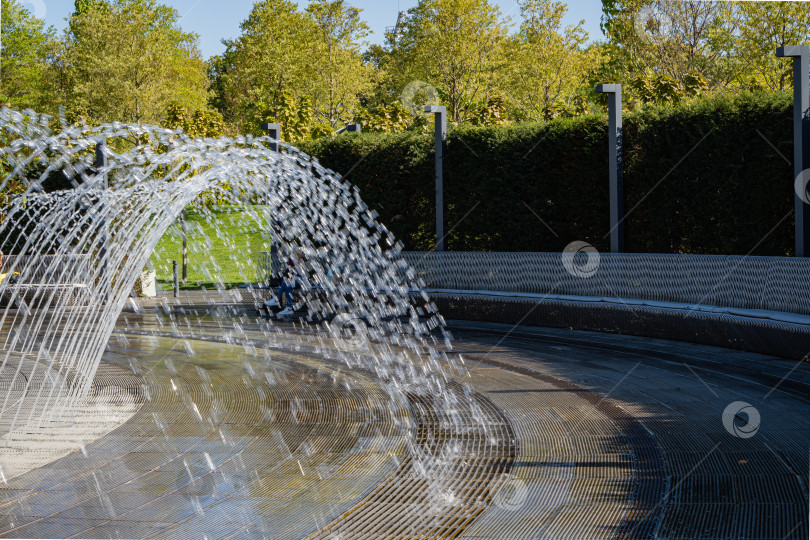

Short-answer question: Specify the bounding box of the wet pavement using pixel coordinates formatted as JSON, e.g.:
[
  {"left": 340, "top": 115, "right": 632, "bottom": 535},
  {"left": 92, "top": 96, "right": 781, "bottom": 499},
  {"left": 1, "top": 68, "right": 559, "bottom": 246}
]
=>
[{"left": 0, "top": 314, "right": 806, "bottom": 539}]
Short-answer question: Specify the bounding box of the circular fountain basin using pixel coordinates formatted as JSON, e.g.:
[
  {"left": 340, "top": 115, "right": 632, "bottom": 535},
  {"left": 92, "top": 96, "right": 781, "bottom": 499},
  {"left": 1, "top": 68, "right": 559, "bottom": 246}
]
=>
[{"left": 0, "top": 312, "right": 806, "bottom": 539}]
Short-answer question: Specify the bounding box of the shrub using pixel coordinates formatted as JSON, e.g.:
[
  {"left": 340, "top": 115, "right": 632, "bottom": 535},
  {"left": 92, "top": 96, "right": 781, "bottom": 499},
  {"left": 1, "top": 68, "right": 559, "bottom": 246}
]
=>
[{"left": 301, "top": 92, "right": 795, "bottom": 255}]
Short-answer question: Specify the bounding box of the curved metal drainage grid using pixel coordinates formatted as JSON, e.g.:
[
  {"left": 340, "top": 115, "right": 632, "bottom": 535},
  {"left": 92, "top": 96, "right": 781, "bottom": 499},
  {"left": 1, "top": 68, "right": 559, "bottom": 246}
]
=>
[
  {"left": 0, "top": 334, "right": 407, "bottom": 539},
  {"left": 469, "top": 355, "right": 667, "bottom": 538},
  {"left": 0, "top": 327, "right": 521, "bottom": 539},
  {"left": 449, "top": 321, "right": 810, "bottom": 540},
  {"left": 120, "top": 328, "right": 521, "bottom": 539},
  {"left": 0, "top": 314, "right": 698, "bottom": 539},
  {"left": 118, "top": 325, "right": 665, "bottom": 539},
  {"left": 309, "top": 383, "right": 517, "bottom": 539}
]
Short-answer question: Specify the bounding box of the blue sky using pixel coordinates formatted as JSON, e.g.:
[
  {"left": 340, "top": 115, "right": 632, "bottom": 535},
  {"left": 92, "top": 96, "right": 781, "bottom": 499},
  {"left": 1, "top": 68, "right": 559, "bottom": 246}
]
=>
[{"left": 34, "top": 0, "right": 606, "bottom": 60}]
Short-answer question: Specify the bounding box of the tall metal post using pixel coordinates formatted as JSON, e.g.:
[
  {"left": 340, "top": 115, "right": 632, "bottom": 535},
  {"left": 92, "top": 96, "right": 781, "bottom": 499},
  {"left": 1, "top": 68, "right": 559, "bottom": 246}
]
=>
[
  {"left": 261, "top": 122, "right": 281, "bottom": 152},
  {"left": 173, "top": 260, "right": 179, "bottom": 298},
  {"left": 777, "top": 46, "right": 810, "bottom": 257},
  {"left": 260, "top": 122, "right": 282, "bottom": 206},
  {"left": 269, "top": 220, "right": 282, "bottom": 286},
  {"left": 95, "top": 140, "right": 107, "bottom": 187},
  {"left": 595, "top": 84, "right": 625, "bottom": 253},
  {"left": 95, "top": 138, "right": 110, "bottom": 302},
  {"left": 425, "top": 106, "right": 447, "bottom": 251},
  {"left": 260, "top": 124, "right": 283, "bottom": 263},
  {"left": 181, "top": 209, "right": 188, "bottom": 283}
]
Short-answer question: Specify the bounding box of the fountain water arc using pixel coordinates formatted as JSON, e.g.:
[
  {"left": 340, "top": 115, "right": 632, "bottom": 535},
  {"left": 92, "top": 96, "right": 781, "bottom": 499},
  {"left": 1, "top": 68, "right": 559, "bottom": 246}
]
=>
[{"left": 0, "top": 108, "right": 452, "bottom": 444}]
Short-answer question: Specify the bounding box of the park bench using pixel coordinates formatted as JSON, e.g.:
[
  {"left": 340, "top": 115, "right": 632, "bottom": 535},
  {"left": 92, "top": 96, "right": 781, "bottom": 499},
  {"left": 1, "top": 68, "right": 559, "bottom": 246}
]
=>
[
  {"left": 257, "top": 250, "right": 810, "bottom": 358},
  {"left": 0, "top": 255, "right": 94, "bottom": 311},
  {"left": 400, "top": 251, "right": 810, "bottom": 360}
]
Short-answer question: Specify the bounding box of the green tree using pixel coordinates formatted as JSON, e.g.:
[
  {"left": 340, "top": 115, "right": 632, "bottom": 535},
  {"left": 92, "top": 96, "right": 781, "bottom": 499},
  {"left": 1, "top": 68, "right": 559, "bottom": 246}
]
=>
[
  {"left": 0, "top": 0, "right": 56, "bottom": 111},
  {"left": 357, "top": 42, "right": 422, "bottom": 130},
  {"left": 503, "top": 0, "right": 602, "bottom": 121},
  {"left": 62, "top": 0, "right": 209, "bottom": 124},
  {"left": 360, "top": 43, "right": 400, "bottom": 110},
  {"left": 733, "top": 2, "right": 810, "bottom": 92},
  {"left": 393, "top": 0, "right": 510, "bottom": 123},
  {"left": 600, "top": 0, "right": 735, "bottom": 100},
  {"left": 601, "top": 0, "right": 810, "bottom": 101},
  {"left": 305, "top": 0, "right": 373, "bottom": 128},
  {"left": 164, "top": 103, "right": 226, "bottom": 138},
  {"left": 211, "top": 0, "right": 373, "bottom": 136},
  {"left": 74, "top": 0, "right": 106, "bottom": 15},
  {"left": 355, "top": 101, "right": 414, "bottom": 133},
  {"left": 210, "top": 0, "right": 320, "bottom": 133}
]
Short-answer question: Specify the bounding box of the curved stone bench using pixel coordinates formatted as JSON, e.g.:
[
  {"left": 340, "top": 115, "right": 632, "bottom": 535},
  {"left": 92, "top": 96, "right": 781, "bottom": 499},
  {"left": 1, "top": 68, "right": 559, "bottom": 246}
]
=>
[{"left": 402, "top": 252, "right": 810, "bottom": 360}]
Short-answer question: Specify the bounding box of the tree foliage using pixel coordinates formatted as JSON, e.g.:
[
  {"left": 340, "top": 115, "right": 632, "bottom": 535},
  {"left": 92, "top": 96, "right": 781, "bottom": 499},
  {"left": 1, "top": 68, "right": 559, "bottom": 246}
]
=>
[
  {"left": 0, "top": 0, "right": 57, "bottom": 111},
  {"left": 391, "top": 0, "right": 510, "bottom": 123},
  {"left": 210, "top": 0, "right": 371, "bottom": 137},
  {"left": 502, "top": 0, "right": 602, "bottom": 121},
  {"left": 600, "top": 0, "right": 732, "bottom": 100},
  {"left": 164, "top": 104, "right": 226, "bottom": 138},
  {"left": 732, "top": 2, "right": 810, "bottom": 92},
  {"left": 2, "top": 0, "right": 810, "bottom": 138},
  {"left": 600, "top": 0, "right": 810, "bottom": 104},
  {"left": 61, "top": 0, "right": 209, "bottom": 124},
  {"left": 305, "top": 0, "right": 373, "bottom": 127},
  {"left": 210, "top": 0, "right": 318, "bottom": 133}
]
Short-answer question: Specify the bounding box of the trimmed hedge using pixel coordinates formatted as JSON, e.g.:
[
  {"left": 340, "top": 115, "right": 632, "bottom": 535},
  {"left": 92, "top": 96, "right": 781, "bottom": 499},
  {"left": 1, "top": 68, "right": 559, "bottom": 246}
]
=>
[{"left": 300, "top": 92, "right": 795, "bottom": 255}]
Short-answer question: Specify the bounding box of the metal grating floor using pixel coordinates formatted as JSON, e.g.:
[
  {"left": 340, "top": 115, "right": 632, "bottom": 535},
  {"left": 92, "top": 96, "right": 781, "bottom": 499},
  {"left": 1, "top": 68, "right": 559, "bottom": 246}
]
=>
[{"left": 0, "top": 314, "right": 806, "bottom": 539}]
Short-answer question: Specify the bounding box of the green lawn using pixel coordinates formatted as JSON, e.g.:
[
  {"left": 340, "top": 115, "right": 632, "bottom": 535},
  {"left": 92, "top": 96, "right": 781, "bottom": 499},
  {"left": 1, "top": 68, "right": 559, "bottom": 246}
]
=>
[{"left": 151, "top": 206, "right": 272, "bottom": 290}]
